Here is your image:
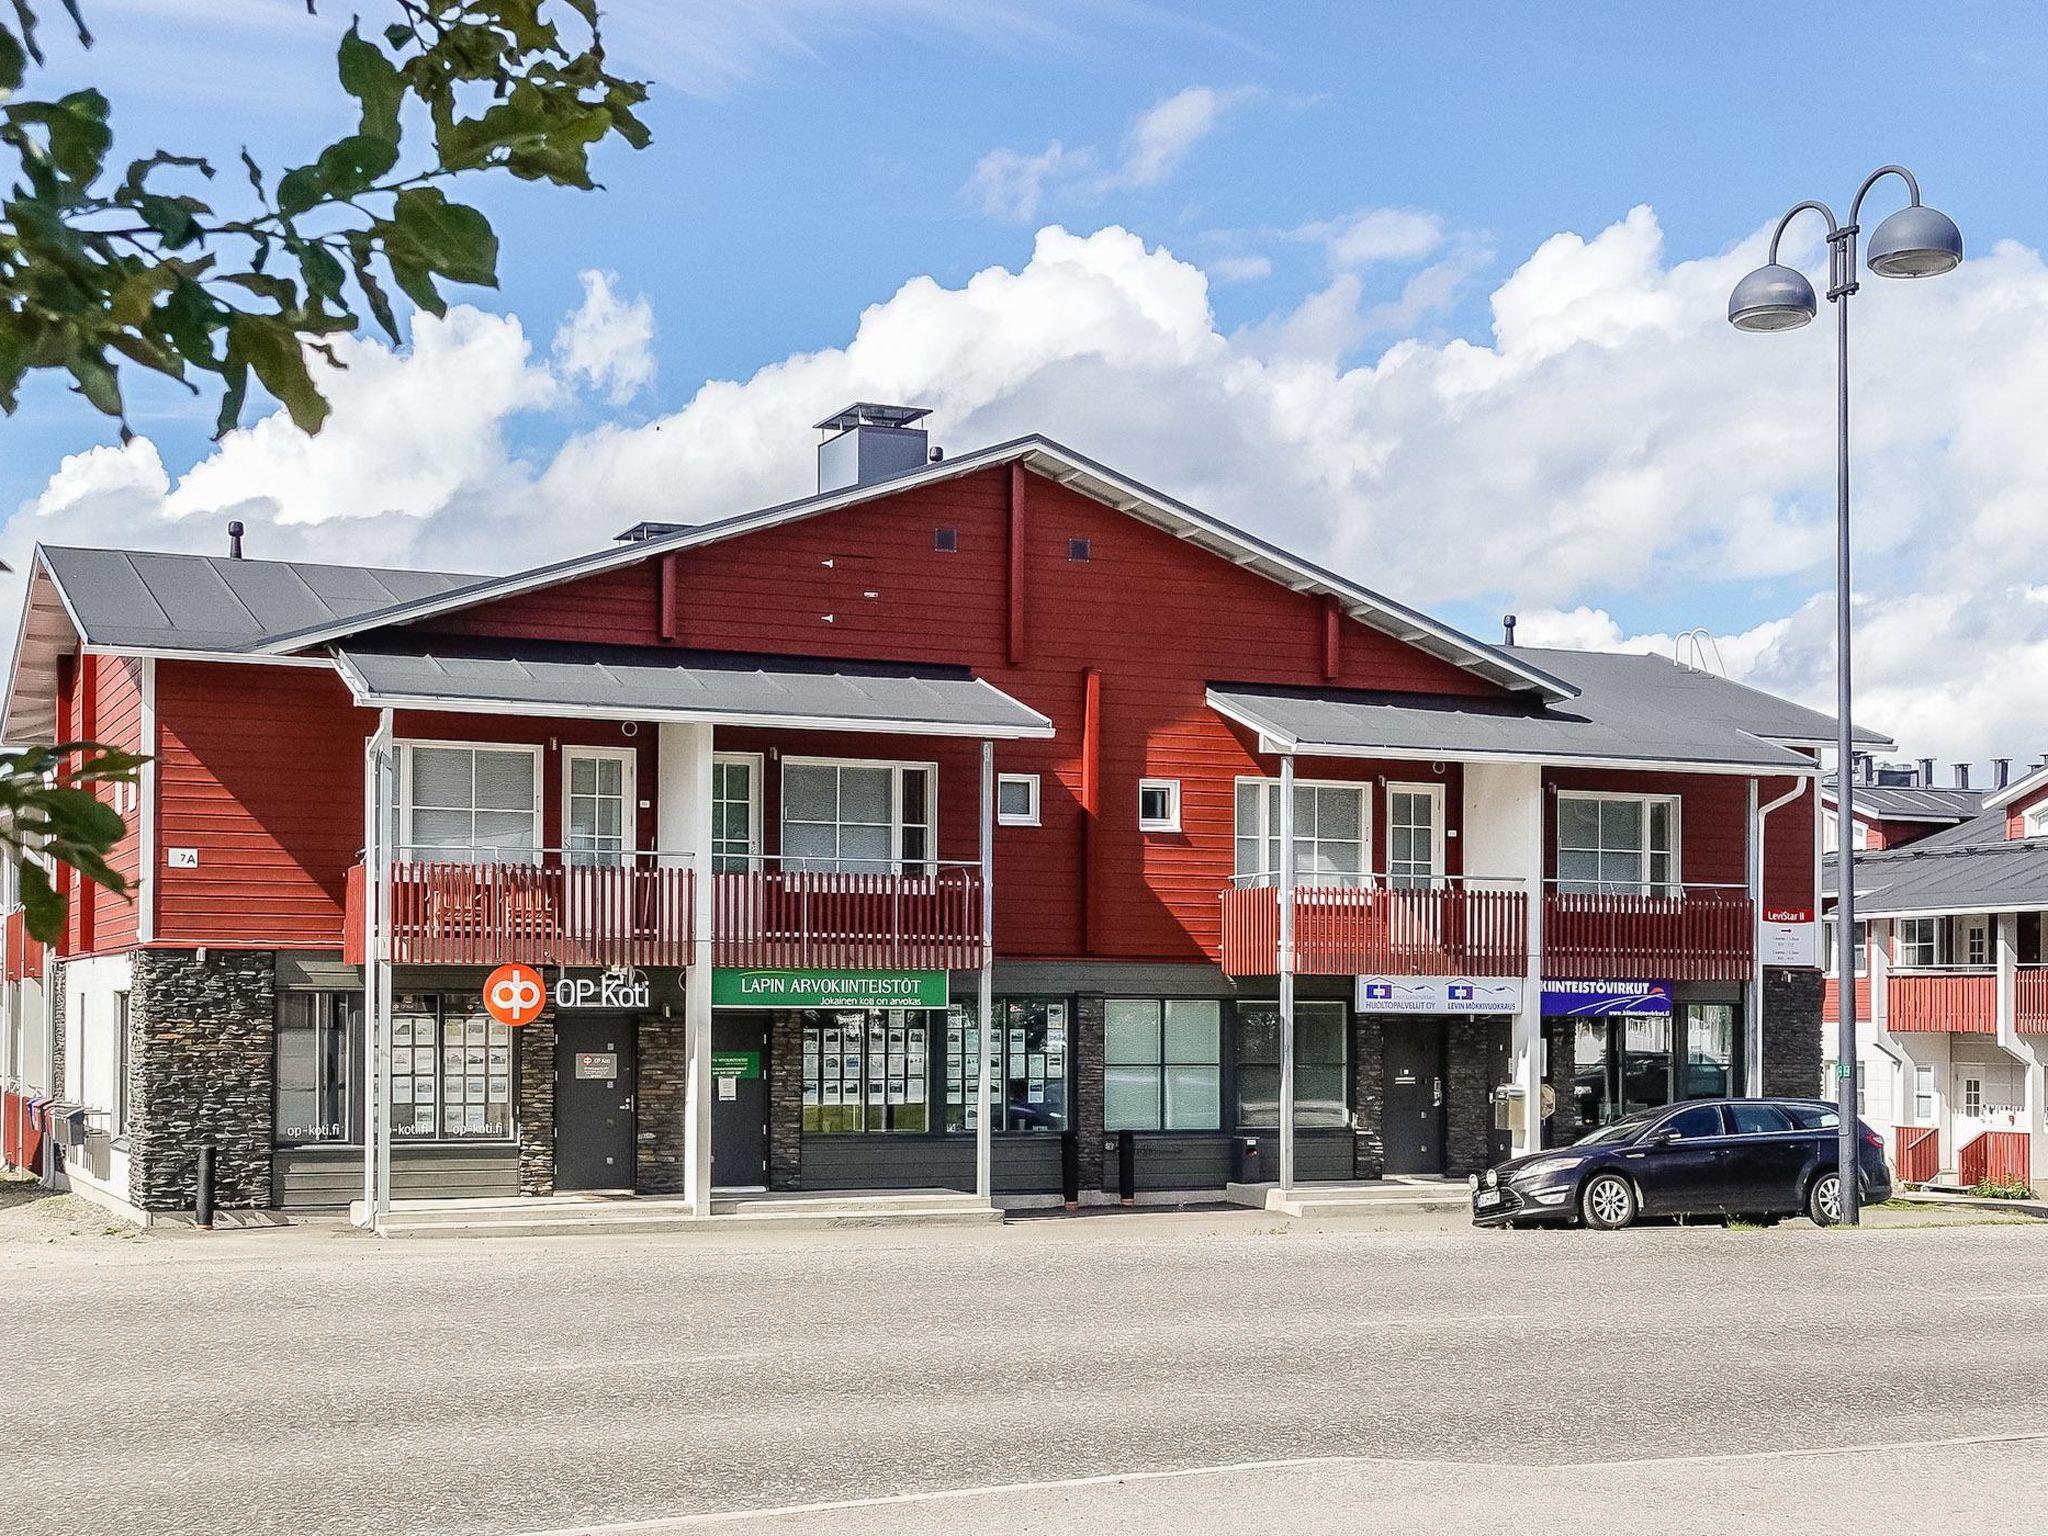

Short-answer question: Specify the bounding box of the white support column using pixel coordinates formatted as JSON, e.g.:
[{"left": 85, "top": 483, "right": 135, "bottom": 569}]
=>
[
  {"left": 359, "top": 710, "right": 394, "bottom": 1229},
  {"left": 1277, "top": 750, "right": 1296, "bottom": 1193},
  {"left": 1745, "top": 777, "right": 1763, "bottom": 1097},
  {"left": 1463, "top": 761, "right": 1546, "bottom": 1156},
  {"left": 1992, "top": 911, "right": 2045, "bottom": 1186},
  {"left": 660, "top": 723, "right": 716, "bottom": 1216},
  {"left": 975, "top": 740, "right": 995, "bottom": 1204}
]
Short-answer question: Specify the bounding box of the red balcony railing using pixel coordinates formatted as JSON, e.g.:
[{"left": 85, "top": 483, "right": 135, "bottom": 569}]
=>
[
  {"left": 1958, "top": 1129, "right": 2031, "bottom": 1189},
  {"left": 1893, "top": 1126, "right": 1941, "bottom": 1185},
  {"left": 1, "top": 907, "right": 42, "bottom": 984},
  {"left": 1218, "top": 878, "right": 1528, "bottom": 978},
  {"left": 1886, "top": 970, "right": 1996, "bottom": 1034},
  {"left": 2019, "top": 967, "right": 2048, "bottom": 1034},
  {"left": 1541, "top": 883, "right": 1753, "bottom": 982},
  {"left": 1821, "top": 974, "right": 1871, "bottom": 1024},
  {"left": 713, "top": 858, "right": 985, "bottom": 971},
  {"left": 349, "top": 852, "right": 694, "bottom": 968}
]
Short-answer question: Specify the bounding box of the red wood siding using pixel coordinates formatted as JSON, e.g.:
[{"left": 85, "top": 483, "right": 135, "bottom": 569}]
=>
[
  {"left": 2006, "top": 780, "right": 2048, "bottom": 839},
  {"left": 1542, "top": 769, "right": 1747, "bottom": 887},
  {"left": 88, "top": 653, "right": 146, "bottom": 952},
  {"left": 418, "top": 467, "right": 1502, "bottom": 963},
  {"left": 155, "top": 662, "right": 370, "bottom": 949}
]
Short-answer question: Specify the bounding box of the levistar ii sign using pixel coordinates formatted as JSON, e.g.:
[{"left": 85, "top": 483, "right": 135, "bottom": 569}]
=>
[{"left": 712, "top": 968, "right": 949, "bottom": 1010}]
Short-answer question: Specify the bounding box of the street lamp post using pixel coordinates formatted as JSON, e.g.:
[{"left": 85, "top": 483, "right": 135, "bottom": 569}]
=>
[{"left": 1728, "top": 165, "right": 1963, "bottom": 1225}]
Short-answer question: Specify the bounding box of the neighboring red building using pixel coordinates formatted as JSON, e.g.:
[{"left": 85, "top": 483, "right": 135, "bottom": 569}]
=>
[
  {"left": 1821, "top": 759, "right": 1984, "bottom": 852},
  {"left": 0, "top": 407, "right": 1854, "bottom": 1225}
]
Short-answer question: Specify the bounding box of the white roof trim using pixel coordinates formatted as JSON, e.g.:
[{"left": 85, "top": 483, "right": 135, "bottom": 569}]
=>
[
  {"left": 251, "top": 436, "right": 1573, "bottom": 702},
  {"left": 1982, "top": 764, "right": 2048, "bottom": 812}
]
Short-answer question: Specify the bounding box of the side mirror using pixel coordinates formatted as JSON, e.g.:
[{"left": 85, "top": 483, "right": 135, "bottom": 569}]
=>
[{"left": 1645, "top": 1129, "right": 1678, "bottom": 1148}]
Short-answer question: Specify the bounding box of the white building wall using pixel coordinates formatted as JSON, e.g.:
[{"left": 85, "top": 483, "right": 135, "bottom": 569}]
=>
[
  {"left": 1461, "top": 761, "right": 1543, "bottom": 1154},
  {"left": 56, "top": 953, "right": 136, "bottom": 1212}
]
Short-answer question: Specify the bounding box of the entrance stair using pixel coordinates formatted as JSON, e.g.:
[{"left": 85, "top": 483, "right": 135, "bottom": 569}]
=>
[{"left": 1225, "top": 1177, "right": 1472, "bottom": 1218}]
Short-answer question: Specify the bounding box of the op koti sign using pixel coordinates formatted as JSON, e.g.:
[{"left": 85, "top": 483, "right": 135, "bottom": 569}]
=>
[{"left": 712, "top": 968, "right": 949, "bottom": 1011}]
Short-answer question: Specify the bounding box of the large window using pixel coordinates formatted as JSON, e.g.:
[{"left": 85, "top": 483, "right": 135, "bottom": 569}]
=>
[
  {"left": 1235, "top": 1000, "right": 1349, "bottom": 1129},
  {"left": 801, "top": 1009, "right": 932, "bottom": 1133},
  {"left": 404, "top": 743, "right": 540, "bottom": 859},
  {"left": 1556, "top": 792, "right": 1678, "bottom": 896},
  {"left": 712, "top": 753, "right": 760, "bottom": 872},
  {"left": 944, "top": 998, "right": 1069, "bottom": 1132},
  {"left": 1104, "top": 999, "right": 1222, "bottom": 1131},
  {"left": 275, "top": 991, "right": 365, "bottom": 1144},
  {"left": 782, "top": 759, "right": 934, "bottom": 873},
  {"left": 1898, "top": 917, "right": 1942, "bottom": 969},
  {"left": 1233, "top": 780, "right": 1368, "bottom": 886},
  {"left": 392, "top": 993, "right": 514, "bottom": 1141}
]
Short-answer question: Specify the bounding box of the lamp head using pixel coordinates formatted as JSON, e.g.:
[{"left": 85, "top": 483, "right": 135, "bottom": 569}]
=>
[
  {"left": 1728, "top": 262, "right": 1818, "bottom": 332},
  {"left": 1865, "top": 202, "right": 1963, "bottom": 278}
]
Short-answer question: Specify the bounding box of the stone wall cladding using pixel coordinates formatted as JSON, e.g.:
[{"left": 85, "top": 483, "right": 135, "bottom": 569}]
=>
[
  {"left": 769, "top": 1009, "right": 803, "bottom": 1191},
  {"left": 127, "top": 948, "right": 274, "bottom": 1212},
  {"left": 1444, "top": 1017, "right": 1499, "bottom": 1177},
  {"left": 49, "top": 963, "right": 65, "bottom": 1108},
  {"left": 1351, "top": 1013, "right": 1385, "bottom": 1178},
  {"left": 1074, "top": 994, "right": 1106, "bottom": 1191},
  {"left": 1762, "top": 967, "right": 1824, "bottom": 1099},
  {"left": 1543, "top": 1017, "right": 1581, "bottom": 1150},
  {"left": 517, "top": 1015, "right": 556, "bottom": 1197},
  {"left": 636, "top": 1015, "right": 688, "bottom": 1195}
]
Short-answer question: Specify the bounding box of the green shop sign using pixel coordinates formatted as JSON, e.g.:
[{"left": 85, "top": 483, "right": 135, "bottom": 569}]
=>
[{"left": 711, "top": 967, "right": 949, "bottom": 1010}]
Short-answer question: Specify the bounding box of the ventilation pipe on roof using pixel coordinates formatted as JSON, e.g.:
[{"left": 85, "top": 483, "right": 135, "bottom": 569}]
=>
[
  {"left": 227, "top": 520, "right": 244, "bottom": 560},
  {"left": 815, "top": 403, "right": 933, "bottom": 493},
  {"left": 1502, "top": 614, "right": 1517, "bottom": 646},
  {"left": 1953, "top": 763, "right": 1971, "bottom": 789},
  {"left": 1995, "top": 757, "right": 2012, "bottom": 788},
  {"left": 1917, "top": 756, "right": 1935, "bottom": 786}
]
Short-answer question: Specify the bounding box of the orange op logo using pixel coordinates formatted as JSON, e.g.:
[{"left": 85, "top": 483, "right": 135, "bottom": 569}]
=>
[{"left": 484, "top": 963, "right": 546, "bottom": 1027}]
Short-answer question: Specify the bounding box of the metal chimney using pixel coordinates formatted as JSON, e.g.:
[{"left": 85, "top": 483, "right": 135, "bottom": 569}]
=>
[
  {"left": 227, "top": 520, "right": 244, "bottom": 560},
  {"left": 1953, "top": 763, "right": 1971, "bottom": 789},
  {"left": 1916, "top": 757, "right": 1935, "bottom": 786},
  {"left": 815, "top": 404, "right": 933, "bottom": 493},
  {"left": 1502, "top": 614, "right": 1518, "bottom": 645},
  {"left": 1995, "top": 757, "right": 2012, "bottom": 788}
]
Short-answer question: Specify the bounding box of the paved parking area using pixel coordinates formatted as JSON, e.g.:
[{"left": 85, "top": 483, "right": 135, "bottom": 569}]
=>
[{"left": 4, "top": 1182, "right": 2045, "bottom": 1534}]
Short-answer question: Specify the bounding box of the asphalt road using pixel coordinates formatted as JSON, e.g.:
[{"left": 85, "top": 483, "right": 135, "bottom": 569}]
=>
[{"left": 5, "top": 1187, "right": 2047, "bottom": 1535}]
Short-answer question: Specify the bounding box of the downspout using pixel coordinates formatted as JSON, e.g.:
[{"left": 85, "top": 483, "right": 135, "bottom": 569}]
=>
[{"left": 1749, "top": 775, "right": 1809, "bottom": 1096}]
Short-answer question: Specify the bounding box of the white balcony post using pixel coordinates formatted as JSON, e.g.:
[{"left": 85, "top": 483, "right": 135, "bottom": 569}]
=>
[
  {"left": 1992, "top": 911, "right": 2044, "bottom": 1184},
  {"left": 660, "top": 723, "right": 716, "bottom": 1216},
  {"left": 359, "top": 710, "right": 394, "bottom": 1228},
  {"left": 1277, "top": 750, "right": 1296, "bottom": 1193},
  {"left": 976, "top": 740, "right": 995, "bottom": 1203}
]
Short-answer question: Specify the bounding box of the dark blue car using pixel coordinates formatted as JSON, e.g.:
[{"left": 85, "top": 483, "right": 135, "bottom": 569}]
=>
[{"left": 1472, "top": 1097, "right": 1891, "bottom": 1229}]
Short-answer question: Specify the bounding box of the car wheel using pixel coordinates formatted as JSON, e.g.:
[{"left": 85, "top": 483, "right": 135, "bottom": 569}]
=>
[
  {"left": 1808, "top": 1172, "right": 1843, "bottom": 1227},
  {"left": 1581, "top": 1172, "right": 1638, "bottom": 1230}
]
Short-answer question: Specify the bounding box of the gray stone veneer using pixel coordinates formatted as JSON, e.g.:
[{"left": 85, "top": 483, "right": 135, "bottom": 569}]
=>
[
  {"left": 1074, "top": 993, "right": 1107, "bottom": 1191},
  {"left": 1543, "top": 1017, "right": 1582, "bottom": 1150},
  {"left": 1350, "top": 1013, "right": 1385, "bottom": 1178},
  {"left": 1761, "top": 967, "right": 1824, "bottom": 1099},
  {"left": 1443, "top": 1016, "right": 1501, "bottom": 1177},
  {"left": 516, "top": 1014, "right": 556, "bottom": 1197},
  {"left": 769, "top": 1009, "right": 803, "bottom": 1191},
  {"left": 126, "top": 948, "right": 275, "bottom": 1212},
  {"left": 636, "top": 1016, "right": 688, "bottom": 1195}
]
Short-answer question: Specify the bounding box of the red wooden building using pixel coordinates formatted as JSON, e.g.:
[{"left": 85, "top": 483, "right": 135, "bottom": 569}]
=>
[{"left": 0, "top": 407, "right": 1848, "bottom": 1225}]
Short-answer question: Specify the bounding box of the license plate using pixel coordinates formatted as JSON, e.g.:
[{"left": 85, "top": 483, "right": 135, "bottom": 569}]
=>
[{"left": 1474, "top": 1189, "right": 1504, "bottom": 1210}]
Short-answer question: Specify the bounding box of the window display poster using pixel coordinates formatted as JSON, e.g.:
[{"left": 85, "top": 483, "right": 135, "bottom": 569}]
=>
[{"left": 908, "top": 1075, "right": 926, "bottom": 1105}]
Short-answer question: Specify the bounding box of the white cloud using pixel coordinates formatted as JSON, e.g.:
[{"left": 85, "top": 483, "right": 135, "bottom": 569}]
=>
[
  {"left": 1292, "top": 207, "right": 1446, "bottom": 268},
  {"left": 16, "top": 210, "right": 2048, "bottom": 764},
  {"left": 554, "top": 270, "right": 658, "bottom": 403},
  {"left": 966, "top": 86, "right": 1259, "bottom": 221},
  {"left": 1207, "top": 254, "right": 1273, "bottom": 284}
]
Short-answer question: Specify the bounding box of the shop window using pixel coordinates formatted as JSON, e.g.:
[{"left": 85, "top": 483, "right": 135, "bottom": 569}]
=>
[
  {"left": 712, "top": 753, "right": 761, "bottom": 872},
  {"left": 800, "top": 1009, "right": 932, "bottom": 1132},
  {"left": 1104, "top": 999, "right": 1221, "bottom": 1131},
  {"left": 782, "top": 759, "right": 934, "bottom": 874},
  {"left": 1681, "top": 1002, "right": 1738, "bottom": 1100},
  {"left": 1235, "top": 999, "right": 1349, "bottom": 1129},
  {"left": 1233, "top": 779, "right": 1367, "bottom": 886},
  {"left": 996, "top": 774, "right": 1041, "bottom": 827},
  {"left": 943, "top": 998, "right": 1069, "bottom": 1132},
  {"left": 275, "top": 991, "right": 366, "bottom": 1144},
  {"left": 392, "top": 993, "right": 514, "bottom": 1141},
  {"left": 403, "top": 743, "right": 540, "bottom": 860},
  {"left": 1556, "top": 792, "right": 1679, "bottom": 896}
]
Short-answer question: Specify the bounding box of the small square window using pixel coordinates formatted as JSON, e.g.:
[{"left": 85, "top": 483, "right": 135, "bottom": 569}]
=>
[
  {"left": 1138, "top": 778, "right": 1180, "bottom": 832},
  {"left": 934, "top": 527, "right": 958, "bottom": 553},
  {"left": 997, "top": 773, "right": 1041, "bottom": 827},
  {"left": 1068, "top": 537, "right": 1092, "bottom": 562}
]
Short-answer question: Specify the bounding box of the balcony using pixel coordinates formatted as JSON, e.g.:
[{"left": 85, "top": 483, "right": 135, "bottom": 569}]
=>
[
  {"left": 713, "top": 857, "right": 985, "bottom": 971},
  {"left": 2018, "top": 966, "right": 2048, "bottom": 1034},
  {"left": 347, "top": 851, "right": 695, "bottom": 969},
  {"left": 1218, "top": 877, "right": 1529, "bottom": 978},
  {"left": 1886, "top": 970, "right": 1996, "bottom": 1034},
  {"left": 1541, "top": 883, "right": 1753, "bottom": 982}
]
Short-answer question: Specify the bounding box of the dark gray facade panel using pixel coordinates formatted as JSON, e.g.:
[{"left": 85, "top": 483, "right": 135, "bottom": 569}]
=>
[
  {"left": 799, "top": 1136, "right": 1060, "bottom": 1195},
  {"left": 1239, "top": 1131, "right": 1353, "bottom": 1184},
  {"left": 273, "top": 1145, "right": 520, "bottom": 1208}
]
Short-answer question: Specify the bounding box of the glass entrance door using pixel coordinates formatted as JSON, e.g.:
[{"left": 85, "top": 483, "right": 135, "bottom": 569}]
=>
[{"left": 1572, "top": 1015, "right": 1675, "bottom": 1129}]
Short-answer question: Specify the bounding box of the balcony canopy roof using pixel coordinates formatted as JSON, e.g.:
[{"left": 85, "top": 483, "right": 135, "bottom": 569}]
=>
[
  {"left": 332, "top": 637, "right": 1054, "bottom": 740},
  {"left": 1824, "top": 811, "right": 2048, "bottom": 916},
  {"left": 1209, "top": 646, "right": 1885, "bottom": 776}
]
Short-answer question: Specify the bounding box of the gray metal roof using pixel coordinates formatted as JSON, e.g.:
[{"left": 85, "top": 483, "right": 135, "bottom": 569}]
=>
[
  {"left": 1209, "top": 647, "right": 1870, "bottom": 772},
  {"left": 39, "top": 545, "right": 480, "bottom": 653},
  {"left": 1820, "top": 780, "right": 1983, "bottom": 823},
  {"left": 1826, "top": 819, "right": 2048, "bottom": 914},
  {"left": 333, "top": 639, "right": 1054, "bottom": 739}
]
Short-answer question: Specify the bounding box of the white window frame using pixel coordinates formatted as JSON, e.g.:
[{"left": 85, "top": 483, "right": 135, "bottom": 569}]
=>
[
  {"left": 1386, "top": 782, "right": 1447, "bottom": 889},
  {"left": 561, "top": 745, "right": 637, "bottom": 867},
  {"left": 1897, "top": 916, "right": 1943, "bottom": 970},
  {"left": 1961, "top": 1073, "right": 1983, "bottom": 1118},
  {"left": 1233, "top": 776, "right": 1371, "bottom": 887},
  {"left": 2024, "top": 802, "right": 2048, "bottom": 838},
  {"left": 996, "top": 773, "right": 1041, "bottom": 828},
  {"left": 1555, "top": 789, "right": 1681, "bottom": 896},
  {"left": 1960, "top": 915, "right": 1991, "bottom": 969},
  {"left": 1137, "top": 778, "right": 1181, "bottom": 834},
  {"left": 780, "top": 755, "right": 939, "bottom": 875},
  {"left": 398, "top": 739, "right": 544, "bottom": 863},
  {"left": 1822, "top": 918, "right": 1869, "bottom": 977},
  {"left": 712, "top": 751, "right": 764, "bottom": 873},
  {"left": 1913, "top": 1064, "right": 1935, "bottom": 1119}
]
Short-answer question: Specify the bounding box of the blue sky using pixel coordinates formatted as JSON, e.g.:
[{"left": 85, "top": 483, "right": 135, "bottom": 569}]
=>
[{"left": 9, "top": 1, "right": 2048, "bottom": 757}]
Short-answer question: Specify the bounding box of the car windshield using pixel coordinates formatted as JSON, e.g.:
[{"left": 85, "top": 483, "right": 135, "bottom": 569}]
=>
[{"left": 1574, "top": 1113, "right": 1660, "bottom": 1147}]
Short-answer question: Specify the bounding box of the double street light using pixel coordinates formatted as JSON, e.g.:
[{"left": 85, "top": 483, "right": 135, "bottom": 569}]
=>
[{"left": 1728, "top": 166, "right": 1963, "bottom": 1225}]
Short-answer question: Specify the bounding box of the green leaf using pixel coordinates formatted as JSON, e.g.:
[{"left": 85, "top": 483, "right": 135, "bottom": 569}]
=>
[
  {"left": 1, "top": 23, "right": 26, "bottom": 93},
  {"left": 65, "top": 349, "right": 123, "bottom": 418},
  {"left": 18, "top": 861, "right": 62, "bottom": 945},
  {"left": 313, "top": 131, "right": 399, "bottom": 196},
  {"left": 387, "top": 186, "right": 497, "bottom": 287},
  {"left": 337, "top": 22, "right": 403, "bottom": 142},
  {"left": 12, "top": 88, "right": 112, "bottom": 181},
  {"left": 214, "top": 354, "right": 250, "bottom": 437},
  {"left": 227, "top": 312, "right": 329, "bottom": 434}
]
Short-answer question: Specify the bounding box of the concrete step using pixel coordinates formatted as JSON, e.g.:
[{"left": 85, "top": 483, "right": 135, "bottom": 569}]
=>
[
  {"left": 1226, "top": 1180, "right": 1473, "bottom": 1217},
  {"left": 710, "top": 1190, "right": 993, "bottom": 1218},
  {"left": 360, "top": 1188, "right": 1002, "bottom": 1238}
]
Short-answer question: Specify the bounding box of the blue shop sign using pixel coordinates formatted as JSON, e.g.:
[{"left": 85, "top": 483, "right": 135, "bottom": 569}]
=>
[{"left": 1540, "top": 979, "right": 1674, "bottom": 1017}]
